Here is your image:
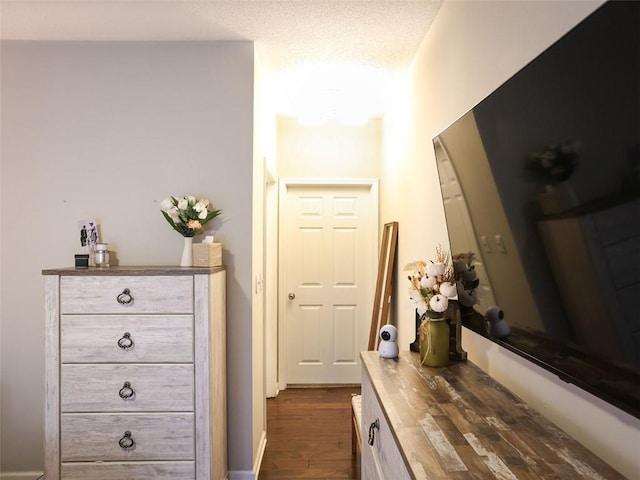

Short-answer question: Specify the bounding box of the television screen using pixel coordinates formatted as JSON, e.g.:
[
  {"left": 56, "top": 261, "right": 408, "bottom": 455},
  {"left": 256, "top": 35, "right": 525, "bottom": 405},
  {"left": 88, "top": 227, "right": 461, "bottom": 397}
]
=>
[{"left": 434, "top": 0, "right": 639, "bottom": 418}]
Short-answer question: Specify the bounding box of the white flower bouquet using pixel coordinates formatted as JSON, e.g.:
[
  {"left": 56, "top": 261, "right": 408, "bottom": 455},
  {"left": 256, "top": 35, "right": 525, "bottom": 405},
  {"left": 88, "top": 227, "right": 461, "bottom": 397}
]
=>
[
  {"left": 404, "top": 245, "right": 457, "bottom": 319},
  {"left": 160, "top": 195, "right": 222, "bottom": 237},
  {"left": 405, "top": 245, "right": 458, "bottom": 367}
]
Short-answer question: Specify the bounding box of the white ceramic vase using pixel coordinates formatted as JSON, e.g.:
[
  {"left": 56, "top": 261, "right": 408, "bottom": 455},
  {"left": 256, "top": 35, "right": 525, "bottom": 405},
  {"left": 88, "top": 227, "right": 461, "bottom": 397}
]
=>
[{"left": 181, "top": 237, "right": 193, "bottom": 267}]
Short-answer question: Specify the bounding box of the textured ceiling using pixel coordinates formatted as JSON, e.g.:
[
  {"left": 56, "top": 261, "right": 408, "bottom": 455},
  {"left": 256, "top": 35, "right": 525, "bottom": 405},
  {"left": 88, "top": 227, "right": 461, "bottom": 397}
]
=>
[{"left": 1, "top": 1, "right": 443, "bottom": 117}]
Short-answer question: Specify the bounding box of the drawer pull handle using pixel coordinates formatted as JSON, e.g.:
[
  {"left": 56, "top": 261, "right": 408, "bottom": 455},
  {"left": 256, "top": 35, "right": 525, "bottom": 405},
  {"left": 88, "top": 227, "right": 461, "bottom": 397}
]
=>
[
  {"left": 117, "top": 288, "right": 134, "bottom": 305},
  {"left": 118, "top": 430, "right": 135, "bottom": 450},
  {"left": 117, "top": 332, "right": 134, "bottom": 350},
  {"left": 119, "top": 381, "right": 135, "bottom": 399},
  {"left": 368, "top": 418, "right": 379, "bottom": 446}
]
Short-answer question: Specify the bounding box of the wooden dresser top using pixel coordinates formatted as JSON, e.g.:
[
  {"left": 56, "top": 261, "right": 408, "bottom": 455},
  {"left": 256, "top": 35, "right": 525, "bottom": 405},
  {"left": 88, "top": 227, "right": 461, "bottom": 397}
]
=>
[
  {"left": 361, "top": 350, "right": 625, "bottom": 479},
  {"left": 42, "top": 265, "right": 226, "bottom": 276}
]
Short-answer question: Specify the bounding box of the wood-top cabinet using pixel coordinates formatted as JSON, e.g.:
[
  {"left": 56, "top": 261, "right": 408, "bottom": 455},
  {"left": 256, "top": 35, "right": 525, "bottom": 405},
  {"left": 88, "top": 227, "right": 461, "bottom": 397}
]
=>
[
  {"left": 360, "top": 351, "right": 625, "bottom": 479},
  {"left": 43, "top": 266, "right": 227, "bottom": 480}
]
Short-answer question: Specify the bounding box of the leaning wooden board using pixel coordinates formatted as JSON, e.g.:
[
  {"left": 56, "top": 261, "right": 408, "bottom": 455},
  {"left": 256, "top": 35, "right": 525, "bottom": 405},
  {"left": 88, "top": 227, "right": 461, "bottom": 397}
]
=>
[{"left": 360, "top": 350, "right": 625, "bottom": 479}]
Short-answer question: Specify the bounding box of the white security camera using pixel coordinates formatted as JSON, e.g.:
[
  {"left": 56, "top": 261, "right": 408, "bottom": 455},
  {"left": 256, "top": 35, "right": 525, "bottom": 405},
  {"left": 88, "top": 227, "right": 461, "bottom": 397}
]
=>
[
  {"left": 380, "top": 324, "right": 398, "bottom": 342},
  {"left": 379, "top": 325, "right": 399, "bottom": 359}
]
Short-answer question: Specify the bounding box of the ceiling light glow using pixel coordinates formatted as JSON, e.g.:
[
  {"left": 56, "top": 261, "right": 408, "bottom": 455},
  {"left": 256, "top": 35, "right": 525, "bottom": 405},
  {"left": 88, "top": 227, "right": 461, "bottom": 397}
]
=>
[{"left": 271, "top": 61, "right": 399, "bottom": 125}]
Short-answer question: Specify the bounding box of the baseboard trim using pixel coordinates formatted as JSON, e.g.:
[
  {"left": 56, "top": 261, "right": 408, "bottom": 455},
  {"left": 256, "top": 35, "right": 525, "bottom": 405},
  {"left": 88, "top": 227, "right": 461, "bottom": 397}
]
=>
[
  {"left": 227, "top": 430, "right": 266, "bottom": 480},
  {"left": 286, "top": 383, "right": 361, "bottom": 388},
  {"left": 254, "top": 429, "right": 267, "bottom": 476},
  {"left": 228, "top": 469, "right": 257, "bottom": 480}
]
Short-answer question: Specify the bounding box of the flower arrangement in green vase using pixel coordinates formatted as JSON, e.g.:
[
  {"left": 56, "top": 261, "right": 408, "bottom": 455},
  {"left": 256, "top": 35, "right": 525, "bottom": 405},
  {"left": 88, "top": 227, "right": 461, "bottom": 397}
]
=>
[{"left": 404, "top": 245, "right": 457, "bottom": 367}]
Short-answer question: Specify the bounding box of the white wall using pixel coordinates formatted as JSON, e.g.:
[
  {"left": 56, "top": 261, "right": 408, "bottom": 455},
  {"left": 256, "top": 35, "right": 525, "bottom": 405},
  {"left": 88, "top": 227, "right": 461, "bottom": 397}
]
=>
[
  {"left": 277, "top": 117, "right": 382, "bottom": 178},
  {"left": 0, "top": 41, "right": 255, "bottom": 476},
  {"left": 382, "top": 1, "right": 640, "bottom": 477}
]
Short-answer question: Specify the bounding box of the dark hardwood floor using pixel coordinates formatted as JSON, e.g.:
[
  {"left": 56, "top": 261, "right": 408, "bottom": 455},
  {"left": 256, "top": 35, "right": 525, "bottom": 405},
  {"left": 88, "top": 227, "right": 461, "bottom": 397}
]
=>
[{"left": 258, "top": 386, "right": 361, "bottom": 480}]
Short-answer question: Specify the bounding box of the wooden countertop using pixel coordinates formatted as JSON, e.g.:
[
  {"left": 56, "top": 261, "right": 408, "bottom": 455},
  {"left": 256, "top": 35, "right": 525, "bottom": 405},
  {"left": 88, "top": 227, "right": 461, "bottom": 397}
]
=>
[
  {"left": 361, "top": 350, "right": 625, "bottom": 479},
  {"left": 42, "top": 265, "right": 226, "bottom": 276}
]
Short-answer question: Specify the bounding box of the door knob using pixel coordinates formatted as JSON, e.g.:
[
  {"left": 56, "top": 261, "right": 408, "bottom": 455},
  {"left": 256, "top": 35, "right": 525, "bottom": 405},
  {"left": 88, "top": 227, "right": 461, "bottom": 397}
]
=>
[{"left": 288, "top": 292, "right": 295, "bottom": 300}]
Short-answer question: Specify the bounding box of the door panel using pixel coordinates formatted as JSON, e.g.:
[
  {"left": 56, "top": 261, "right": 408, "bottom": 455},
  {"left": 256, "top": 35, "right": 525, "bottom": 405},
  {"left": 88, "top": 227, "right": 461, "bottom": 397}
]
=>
[{"left": 333, "top": 305, "right": 357, "bottom": 362}]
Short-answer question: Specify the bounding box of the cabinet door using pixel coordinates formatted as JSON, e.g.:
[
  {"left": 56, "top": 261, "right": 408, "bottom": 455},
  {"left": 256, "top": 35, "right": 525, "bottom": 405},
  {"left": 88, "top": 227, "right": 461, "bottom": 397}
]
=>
[{"left": 361, "top": 373, "right": 411, "bottom": 480}]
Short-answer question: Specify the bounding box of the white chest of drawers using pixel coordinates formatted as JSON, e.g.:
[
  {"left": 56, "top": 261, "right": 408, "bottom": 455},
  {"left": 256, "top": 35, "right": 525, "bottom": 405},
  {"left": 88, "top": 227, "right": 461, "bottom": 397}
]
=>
[{"left": 43, "top": 266, "right": 227, "bottom": 480}]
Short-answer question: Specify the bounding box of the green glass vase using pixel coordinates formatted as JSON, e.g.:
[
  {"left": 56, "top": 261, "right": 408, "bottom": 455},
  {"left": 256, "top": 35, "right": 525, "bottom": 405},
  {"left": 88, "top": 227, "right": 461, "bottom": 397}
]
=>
[{"left": 419, "top": 318, "right": 450, "bottom": 367}]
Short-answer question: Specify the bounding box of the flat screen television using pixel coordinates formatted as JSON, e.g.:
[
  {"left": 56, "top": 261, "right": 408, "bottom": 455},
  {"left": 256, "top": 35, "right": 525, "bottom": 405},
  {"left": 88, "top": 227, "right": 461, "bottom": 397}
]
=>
[{"left": 433, "top": 0, "right": 639, "bottom": 418}]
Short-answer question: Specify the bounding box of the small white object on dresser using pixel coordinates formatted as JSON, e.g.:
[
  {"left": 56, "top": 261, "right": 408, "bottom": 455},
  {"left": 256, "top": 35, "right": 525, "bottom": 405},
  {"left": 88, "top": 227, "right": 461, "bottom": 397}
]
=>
[{"left": 43, "top": 266, "right": 227, "bottom": 480}]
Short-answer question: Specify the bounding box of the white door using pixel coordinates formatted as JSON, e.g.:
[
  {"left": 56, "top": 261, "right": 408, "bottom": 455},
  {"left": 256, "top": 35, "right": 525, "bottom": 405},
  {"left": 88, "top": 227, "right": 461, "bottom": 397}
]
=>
[
  {"left": 280, "top": 180, "right": 378, "bottom": 385},
  {"left": 435, "top": 137, "right": 495, "bottom": 312}
]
